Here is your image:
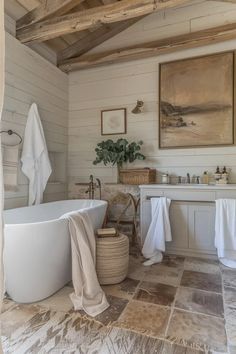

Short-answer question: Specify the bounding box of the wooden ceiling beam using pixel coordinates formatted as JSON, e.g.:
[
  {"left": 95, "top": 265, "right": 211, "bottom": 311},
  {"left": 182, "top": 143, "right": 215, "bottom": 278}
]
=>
[
  {"left": 58, "top": 22, "right": 236, "bottom": 72},
  {"left": 17, "top": 0, "right": 86, "bottom": 29},
  {"left": 16, "top": 0, "right": 191, "bottom": 43},
  {"left": 215, "top": 0, "right": 236, "bottom": 3},
  {"left": 57, "top": 16, "right": 144, "bottom": 62}
]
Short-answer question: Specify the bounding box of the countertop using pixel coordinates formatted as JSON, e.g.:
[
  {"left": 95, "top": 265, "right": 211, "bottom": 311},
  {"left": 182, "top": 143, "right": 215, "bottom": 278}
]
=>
[{"left": 139, "top": 184, "right": 236, "bottom": 190}]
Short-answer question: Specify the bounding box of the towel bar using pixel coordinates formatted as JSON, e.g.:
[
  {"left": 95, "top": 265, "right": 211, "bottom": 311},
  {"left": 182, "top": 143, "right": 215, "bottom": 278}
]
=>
[
  {"left": 0, "top": 129, "right": 22, "bottom": 146},
  {"left": 145, "top": 196, "right": 215, "bottom": 203}
]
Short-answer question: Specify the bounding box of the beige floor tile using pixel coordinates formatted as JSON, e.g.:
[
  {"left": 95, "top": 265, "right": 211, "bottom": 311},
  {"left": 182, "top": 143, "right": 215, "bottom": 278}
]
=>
[
  {"left": 98, "top": 327, "right": 164, "bottom": 354},
  {"left": 117, "top": 300, "right": 170, "bottom": 338},
  {"left": 167, "top": 309, "right": 227, "bottom": 352},
  {"left": 102, "top": 278, "right": 140, "bottom": 300},
  {"left": 94, "top": 295, "right": 128, "bottom": 326},
  {"left": 1, "top": 298, "right": 16, "bottom": 314},
  {"left": 224, "top": 287, "right": 236, "bottom": 309},
  {"left": 162, "top": 255, "right": 185, "bottom": 269},
  {"left": 184, "top": 257, "right": 220, "bottom": 274},
  {"left": 1, "top": 303, "right": 45, "bottom": 337},
  {"left": 35, "top": 286, "right": 73, "bottom": 312},
  {"left": 79, "top": 295, "right": 129, "bottom": 326},
  {"left": 134, "top": 281, "right": 177, "bottom": 307},
  {"left": 229, "top": 344, "right": 236, "bottom": 354},
  {"left": 128, "top": 255, "right": 147, "bottom": 281},
  {"left": 225, "top": 306, "right": 236, "bottom": 346},
  {"left": 144, "top": 263, "right": 183, "bottom": 286},
  {"left": 222, "top": 269, "right": 236, "bottom": 288}
]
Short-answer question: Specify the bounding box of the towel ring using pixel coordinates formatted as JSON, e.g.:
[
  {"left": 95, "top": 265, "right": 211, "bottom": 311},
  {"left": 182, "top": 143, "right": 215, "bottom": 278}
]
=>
[{"left": 0, "top": 130, "right": 22, "bottom": 146}]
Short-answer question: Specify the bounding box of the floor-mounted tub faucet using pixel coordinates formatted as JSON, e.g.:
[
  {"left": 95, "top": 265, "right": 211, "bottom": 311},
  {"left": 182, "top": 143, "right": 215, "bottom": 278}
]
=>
[
  {"left": 85, "top": 175, "right": 102, "bottom": 199},
  {"left": 96, "top": 178, "right": 102, "bottom": 200}
]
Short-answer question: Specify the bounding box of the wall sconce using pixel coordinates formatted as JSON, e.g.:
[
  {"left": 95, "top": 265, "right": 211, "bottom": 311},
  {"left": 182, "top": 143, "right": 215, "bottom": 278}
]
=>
[{"left": 132, "top": 100, "right": 144, "bottom": 114}]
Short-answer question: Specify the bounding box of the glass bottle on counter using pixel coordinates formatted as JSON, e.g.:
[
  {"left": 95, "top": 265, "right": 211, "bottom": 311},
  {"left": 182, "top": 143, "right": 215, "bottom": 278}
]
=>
[
  {"left": 222, "top": 166, "right": 229, "bottom": 184},
  {"left": 202, "top": 171, "right": 209, "bottom": 184},
  {"left": 214, "top": 166, "right": 221, "bottom": 184}
]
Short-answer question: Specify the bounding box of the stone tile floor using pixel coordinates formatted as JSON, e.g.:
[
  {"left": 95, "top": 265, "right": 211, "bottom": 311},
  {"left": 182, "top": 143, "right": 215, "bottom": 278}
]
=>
[{"left": 1, "top": 254, "right": 236, "bottom": 353}]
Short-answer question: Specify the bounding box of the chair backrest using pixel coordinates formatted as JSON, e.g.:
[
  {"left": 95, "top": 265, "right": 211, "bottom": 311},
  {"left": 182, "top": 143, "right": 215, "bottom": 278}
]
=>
[{"left": 103, "top": 192, "right": 139, "bottom": 226}]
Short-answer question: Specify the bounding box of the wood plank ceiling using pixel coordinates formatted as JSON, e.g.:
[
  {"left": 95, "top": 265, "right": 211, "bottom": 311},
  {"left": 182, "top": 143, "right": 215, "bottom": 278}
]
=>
[{"left": 5, "top": 0, "right": 236, "bottom": 72}]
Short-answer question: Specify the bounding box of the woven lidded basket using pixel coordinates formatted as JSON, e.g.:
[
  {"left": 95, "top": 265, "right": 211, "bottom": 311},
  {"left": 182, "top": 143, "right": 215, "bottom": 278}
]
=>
[
  {"left": 96, "top": 233, "right": 129, "bottom": 285},
  {"left": 119, "top": 168, "right": 156, "bottom": 185}
]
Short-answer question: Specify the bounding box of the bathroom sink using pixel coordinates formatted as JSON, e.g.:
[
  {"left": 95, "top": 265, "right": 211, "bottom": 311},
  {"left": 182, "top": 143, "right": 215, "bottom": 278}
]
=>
[{"left": 171, "top": 183, "right": 209, "bottom": 186}]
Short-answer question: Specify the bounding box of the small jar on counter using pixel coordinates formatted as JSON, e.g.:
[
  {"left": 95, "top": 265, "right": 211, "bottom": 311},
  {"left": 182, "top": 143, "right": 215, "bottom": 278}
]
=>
[{"left": 161, "top": 173, "right": 169, "bottom": 184}]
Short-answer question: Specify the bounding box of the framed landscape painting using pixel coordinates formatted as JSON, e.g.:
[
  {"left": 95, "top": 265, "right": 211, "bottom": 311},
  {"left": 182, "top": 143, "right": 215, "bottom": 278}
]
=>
[{"left": 159, "top": 51, "right": 234, "bottom": 149}]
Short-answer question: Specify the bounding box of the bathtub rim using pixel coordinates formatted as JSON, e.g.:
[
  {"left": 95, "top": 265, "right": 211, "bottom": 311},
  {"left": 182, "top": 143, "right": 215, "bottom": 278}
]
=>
[{"left": 3, "top": 199, "right": 108, "bottom": 227}]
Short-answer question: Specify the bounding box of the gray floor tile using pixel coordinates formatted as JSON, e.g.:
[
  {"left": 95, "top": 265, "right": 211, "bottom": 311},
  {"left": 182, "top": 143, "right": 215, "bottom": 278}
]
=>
[{"left": 175, "top": 287, "right": 224, "bottom": 317}]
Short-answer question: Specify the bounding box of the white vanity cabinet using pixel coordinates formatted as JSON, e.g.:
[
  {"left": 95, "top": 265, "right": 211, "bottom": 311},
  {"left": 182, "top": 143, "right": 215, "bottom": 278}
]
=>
[
  {"left": 140, "top": 184, "right": 236, "bottom": 258},
  {"left": 167, "top": 202, "right": 188, "bottom": 251}
]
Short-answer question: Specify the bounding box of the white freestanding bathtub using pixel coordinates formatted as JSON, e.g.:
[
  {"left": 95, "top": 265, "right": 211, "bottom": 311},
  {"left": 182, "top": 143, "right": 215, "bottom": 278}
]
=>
[{"left": 3, "top": 199, "right": 107, "bottom": 303}]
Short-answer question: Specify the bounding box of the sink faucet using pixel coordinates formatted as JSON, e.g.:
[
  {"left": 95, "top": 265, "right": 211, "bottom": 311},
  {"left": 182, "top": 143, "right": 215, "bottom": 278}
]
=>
[{"left": 187, "top": 173, "right": 190, "bottom": 184}]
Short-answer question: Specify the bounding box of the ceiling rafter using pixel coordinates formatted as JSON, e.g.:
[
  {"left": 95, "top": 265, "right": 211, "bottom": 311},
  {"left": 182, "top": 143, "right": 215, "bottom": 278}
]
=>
[
  {"left": 215, "top": 0, "right": 236, "bottom": 3},
  {"left": 58, "top": 22, "right": 236, "bottom": 72},
  {"left": 16, "top": 0, "right": 191, "bottom": 43},
  {"left": 57, "top": 16, "right": 145, "bottom": 62},
  {"left": 17, "top": 0, "right": 87, "bottom": 29}
]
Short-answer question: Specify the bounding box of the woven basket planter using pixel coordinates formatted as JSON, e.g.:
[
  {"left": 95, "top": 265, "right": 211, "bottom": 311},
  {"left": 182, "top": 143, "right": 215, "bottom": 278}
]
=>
[
  {"left": 96, "top": 233, "right": 129, "bottom": 285},
  {"left": 119, "top": 168, "right": 156, "bottom": 185}
]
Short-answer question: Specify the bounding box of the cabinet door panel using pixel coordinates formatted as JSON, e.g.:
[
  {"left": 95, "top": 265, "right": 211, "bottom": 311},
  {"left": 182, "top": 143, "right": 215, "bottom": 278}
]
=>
[
  {"left": 188, "top": 204, "right": 216, "bottom": 251},
  {"left": 167, "top": 203, "right": 189, "bottom": 250},
  {"left": 140, "top": 200, "right": 152, "bottom": 244}
]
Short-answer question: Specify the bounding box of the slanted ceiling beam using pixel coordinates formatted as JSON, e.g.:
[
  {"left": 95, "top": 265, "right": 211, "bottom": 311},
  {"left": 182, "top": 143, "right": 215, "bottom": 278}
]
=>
[
  {"left": 57, "top": 17, "right": 144, "bottom": 62},
  {"left": 216, "top": 0, "right": 236, "bottom": 3},
  {"left": 58, "top": 22, "right": 236, "bottom": 72},
  {"left": 17, "top": 0, "right": 86, "bottom": 29},
  {"left": 16, "top": 0, "right": 190, "bottom": 43}
]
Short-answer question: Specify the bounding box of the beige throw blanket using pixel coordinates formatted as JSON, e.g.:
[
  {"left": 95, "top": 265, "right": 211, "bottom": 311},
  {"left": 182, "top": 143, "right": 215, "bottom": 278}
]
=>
[{"left": 68, "top": 211, "right": 109, "bottom": 317}]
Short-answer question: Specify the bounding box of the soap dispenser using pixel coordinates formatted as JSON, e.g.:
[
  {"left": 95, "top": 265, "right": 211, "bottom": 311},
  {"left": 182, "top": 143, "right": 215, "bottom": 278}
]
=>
[{"left": 202, "top": 171, "right": 209, "bottom": 184}]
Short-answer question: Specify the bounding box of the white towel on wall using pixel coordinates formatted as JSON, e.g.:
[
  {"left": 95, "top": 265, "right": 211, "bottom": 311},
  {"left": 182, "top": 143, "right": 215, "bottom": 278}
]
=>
[
  {"left": 21, "top": 103, "right": 52, "bottom": 205},
  {"left": 64, "top": 210, "right": 109, "bottom": 317},
  {"left": 215, "top": 199, "right": 236, "bottom": 260},
  {"left": 2, "top": 145, "right": 19, "bottom": 191},
  {"left": 0, "top": 2, "right": 5, "bottom": 353},
  {"left": 142, "top": 197, "right": 172, "bottom": 260}
]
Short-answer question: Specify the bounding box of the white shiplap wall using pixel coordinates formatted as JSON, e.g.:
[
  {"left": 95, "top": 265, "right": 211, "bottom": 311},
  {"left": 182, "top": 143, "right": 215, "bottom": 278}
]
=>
[
  {"left": 3, "top": 32, "right": 68, "bottom": 209},
  {"left": 68, "top": 0, "right": 236, "bottom": 195}
]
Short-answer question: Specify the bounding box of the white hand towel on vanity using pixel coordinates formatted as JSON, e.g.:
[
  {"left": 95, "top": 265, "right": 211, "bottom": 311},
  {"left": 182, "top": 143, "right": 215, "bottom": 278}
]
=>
[
  {"left": 21, "top": 103, "right": 52, "bottom": 205},
  {"left": 215, "top": 199, "right": 236, "bottom": 268},
  {"left": 62, "top": 210, "right": 109, "bottom": 317},
  {"left": 142, "top": 197, "right": 172, "bottom": 266}
]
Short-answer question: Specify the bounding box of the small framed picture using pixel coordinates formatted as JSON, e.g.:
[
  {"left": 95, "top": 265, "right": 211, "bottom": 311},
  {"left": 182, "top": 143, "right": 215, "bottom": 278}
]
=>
[{"left": 101, "top": 108, "right": 127, "bottom": 135}]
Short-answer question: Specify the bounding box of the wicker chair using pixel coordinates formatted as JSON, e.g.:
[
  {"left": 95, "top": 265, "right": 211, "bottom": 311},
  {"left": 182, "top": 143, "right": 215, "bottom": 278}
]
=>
[{"left": 104, "top": 192, "right": 140, "bottom": 246}]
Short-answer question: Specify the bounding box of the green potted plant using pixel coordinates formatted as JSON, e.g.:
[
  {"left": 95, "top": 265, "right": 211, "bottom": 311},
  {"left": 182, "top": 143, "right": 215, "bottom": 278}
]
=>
[{"left": 93, "top": 139, "right": 155, "bottom": 184}]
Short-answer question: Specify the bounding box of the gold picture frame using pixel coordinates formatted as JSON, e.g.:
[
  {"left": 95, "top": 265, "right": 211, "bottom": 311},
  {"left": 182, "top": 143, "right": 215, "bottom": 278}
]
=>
[{"left": 159, "top": 51, "right": 235, "bottom": 149}]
